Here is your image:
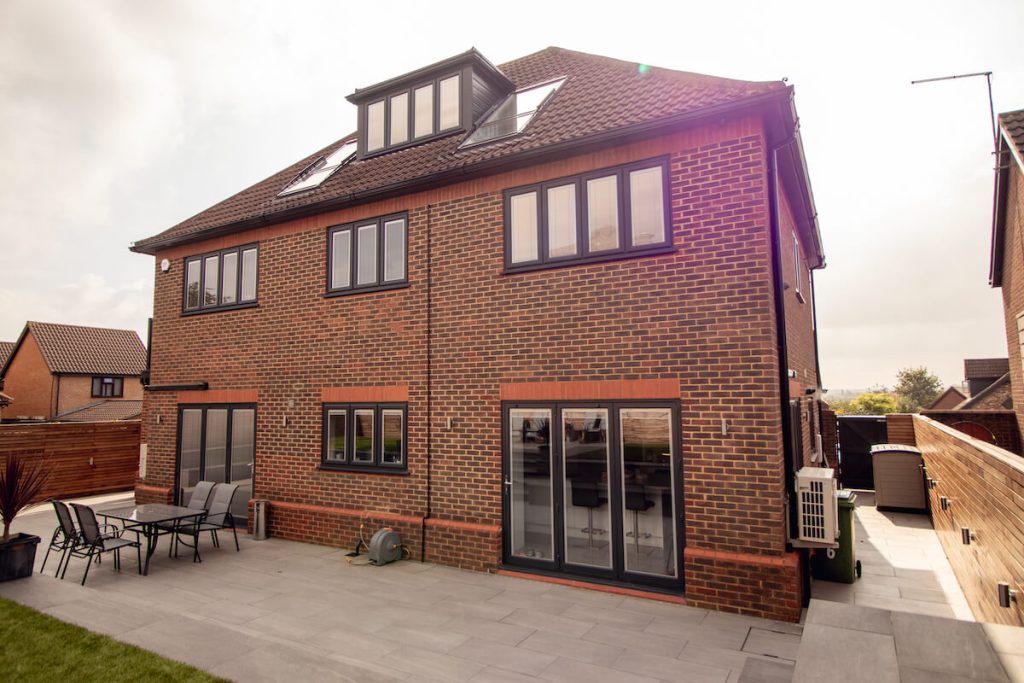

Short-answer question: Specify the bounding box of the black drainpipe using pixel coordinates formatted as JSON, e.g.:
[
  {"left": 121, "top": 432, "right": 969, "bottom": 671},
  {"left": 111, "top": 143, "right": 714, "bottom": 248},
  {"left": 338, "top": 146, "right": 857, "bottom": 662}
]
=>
[{"left": 422, "top": 204, "right": 434, "bottom": 562}]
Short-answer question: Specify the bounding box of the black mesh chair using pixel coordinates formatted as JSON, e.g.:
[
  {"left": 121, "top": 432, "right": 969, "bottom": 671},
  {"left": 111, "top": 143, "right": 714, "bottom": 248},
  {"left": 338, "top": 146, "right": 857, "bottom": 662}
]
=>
[
  {"left": 40, "top": 500, "right": 82, "bottom": 578},
  {"left": 173, "top": 482, "right": 240, "bottom": 561},
  {"left": 161, "top": 480, "right": 216, "bottom": 557},
  {"left": 66, "top": 504, "right": 141, "bottom": 585}
]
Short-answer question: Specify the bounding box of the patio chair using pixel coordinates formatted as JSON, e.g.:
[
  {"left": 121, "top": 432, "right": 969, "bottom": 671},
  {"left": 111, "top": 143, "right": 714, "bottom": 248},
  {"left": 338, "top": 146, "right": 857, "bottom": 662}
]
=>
[
  {"left": 161, "top": 480, "right": 216, "bottom": 557},
  {"left": 40, "top": 500, "right": 82, "bottom": 578},
  {"left": 65, "top": 503, "right": 141, "bottom": 585},
  {"left": 173, "top": 482, "right": 240, "bottom": 561}
]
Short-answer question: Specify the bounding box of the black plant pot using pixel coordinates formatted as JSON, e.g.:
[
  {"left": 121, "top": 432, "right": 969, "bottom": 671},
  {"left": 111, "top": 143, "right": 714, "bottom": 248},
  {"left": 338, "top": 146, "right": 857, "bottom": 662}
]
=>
[{"left": 0, "top": 533, "right": 41, "bottom": 582}]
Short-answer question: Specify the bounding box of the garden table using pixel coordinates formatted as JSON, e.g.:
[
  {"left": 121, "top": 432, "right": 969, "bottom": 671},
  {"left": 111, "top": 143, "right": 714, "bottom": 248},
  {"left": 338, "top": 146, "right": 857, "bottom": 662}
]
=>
[{"left": 99, "top": 504, "right": 205, "bottom": 575}]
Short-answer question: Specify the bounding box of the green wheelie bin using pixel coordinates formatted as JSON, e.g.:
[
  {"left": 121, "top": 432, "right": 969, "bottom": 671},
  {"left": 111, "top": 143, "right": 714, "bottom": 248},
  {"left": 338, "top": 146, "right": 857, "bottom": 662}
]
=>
[{"left": 811, "top": 489, "right": 861, "bottom": 583}]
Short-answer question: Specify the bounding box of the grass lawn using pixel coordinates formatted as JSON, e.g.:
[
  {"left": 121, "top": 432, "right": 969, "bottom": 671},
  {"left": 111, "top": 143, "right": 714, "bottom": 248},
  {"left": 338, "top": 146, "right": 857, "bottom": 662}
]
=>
[{"left": 0, "top": 597, "right": 226, "bottom": 682}]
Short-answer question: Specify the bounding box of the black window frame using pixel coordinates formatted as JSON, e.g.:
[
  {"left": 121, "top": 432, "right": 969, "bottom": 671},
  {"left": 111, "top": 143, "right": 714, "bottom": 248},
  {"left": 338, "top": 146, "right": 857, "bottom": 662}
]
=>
[
  {"left": 320, "top": 402, "right": 408, "bottom": 473},
  {"left": 325, "top": 212, "right": 408, "bottom": 296},
  {"left": 183, "top": 243, "right": 259, "bottom": 314},
  {"left": 360, "top": 71, "right": 463, "bottom": 159},
  {"left": 91, "top": 376, "right": 124, "bottom": 398},
  {"left": 503, "top": 157, "right": 674, "bottom": 274}
]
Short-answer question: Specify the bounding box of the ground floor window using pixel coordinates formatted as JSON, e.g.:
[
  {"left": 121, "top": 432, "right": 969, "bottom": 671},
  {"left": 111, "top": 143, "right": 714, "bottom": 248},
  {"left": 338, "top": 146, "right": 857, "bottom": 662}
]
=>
[
  {"left": 503, "top": 401, "right": 682, "bottom": 590},
  {"left": 177, "top": 404, "right": 255, "bottom": 524},
  {"left": 321, "top": 403, "right": 406, "bottom": 472}
]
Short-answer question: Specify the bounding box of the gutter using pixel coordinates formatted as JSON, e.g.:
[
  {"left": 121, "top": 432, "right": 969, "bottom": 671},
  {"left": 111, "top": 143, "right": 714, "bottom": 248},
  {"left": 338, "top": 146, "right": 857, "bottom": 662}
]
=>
[{"left": 131, "top": 89, "right": 794, "bottom": 255}]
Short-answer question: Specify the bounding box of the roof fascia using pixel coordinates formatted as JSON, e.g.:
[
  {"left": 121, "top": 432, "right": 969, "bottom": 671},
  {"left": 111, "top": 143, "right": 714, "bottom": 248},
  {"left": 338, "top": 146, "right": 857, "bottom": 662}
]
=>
[
  {"left": 346, "top": 48, "right": 513, "bottom": 104},
  {"left": 990, "top": 128, "right": 1017, "bottom": 286},
  {"left": 132, "top": 88, "right": 794, "bottom": 255}
]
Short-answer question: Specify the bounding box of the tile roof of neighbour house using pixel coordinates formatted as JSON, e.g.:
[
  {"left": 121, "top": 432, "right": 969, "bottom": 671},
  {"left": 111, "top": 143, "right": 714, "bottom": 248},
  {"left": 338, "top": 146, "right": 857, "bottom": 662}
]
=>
[
  {"left": 964, "top": 358, "right": 1010, "bottom": 380},
  {"left": 0, "top": 341, "right": 13, "bottom": 368},
  {"left": 55, "top": 399, "right": 143, "bottom": 422},
  {"left": 1002, "top": 109, "right": 1024, "bottom": 157},
  {"left": 926, "top": 386, "right": 968, "bottom": 410},
  {"left": 131, "top": 47, "right": 823, "bottom": 266},
  {"left": 0, "top": 322, "right": 147, "bottom": 378},
  {"left": 955, "top": 372, "right": 1013, "bottom": 411}
]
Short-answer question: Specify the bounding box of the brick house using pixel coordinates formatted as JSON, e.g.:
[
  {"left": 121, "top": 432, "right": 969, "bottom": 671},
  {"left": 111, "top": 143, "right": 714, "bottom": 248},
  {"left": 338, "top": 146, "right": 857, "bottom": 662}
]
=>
[
  {"left": 991, "top": 110, "right": 1024, "bottom": 443},
  {"left": 131, "top": 47, "right": 826, "bottom": 621},
  {"left": 0, "top": 321, "right": 146, "bottom": 422}
]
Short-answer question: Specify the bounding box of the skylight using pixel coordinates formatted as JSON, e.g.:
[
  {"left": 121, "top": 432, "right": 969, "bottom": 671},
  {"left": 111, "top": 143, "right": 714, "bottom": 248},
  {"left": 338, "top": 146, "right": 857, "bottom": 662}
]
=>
[
  {"left": 461, "top": 78, "right": 566, "bottom": 148},
  {"left": 278, "top": 140, "right": 357, "bottom": 197}
]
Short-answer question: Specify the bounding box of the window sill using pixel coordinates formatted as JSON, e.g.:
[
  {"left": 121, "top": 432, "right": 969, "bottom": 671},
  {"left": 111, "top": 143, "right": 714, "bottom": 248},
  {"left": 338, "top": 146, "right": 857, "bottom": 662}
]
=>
[
  {"left": 182, "top": 302, "right": 259, "bottom": 317},
  {"left": 318, "top": 464, "right": 409, "bottom": 475},
  {"left": 323, "top": 282, "right": 409, "bottom": 298},
  {"left": 504, "top": 245, "right": 678, "bottom": 275}
]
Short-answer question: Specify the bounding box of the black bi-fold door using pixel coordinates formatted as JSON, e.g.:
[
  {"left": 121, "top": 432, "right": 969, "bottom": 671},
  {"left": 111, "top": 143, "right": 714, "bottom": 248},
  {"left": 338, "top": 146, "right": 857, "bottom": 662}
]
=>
[
  {"left": 502, "top": 401, "right": 683, "bottom": 591},
  {"left": 176, "top": 404, "right": 255, "bottom": 526}
]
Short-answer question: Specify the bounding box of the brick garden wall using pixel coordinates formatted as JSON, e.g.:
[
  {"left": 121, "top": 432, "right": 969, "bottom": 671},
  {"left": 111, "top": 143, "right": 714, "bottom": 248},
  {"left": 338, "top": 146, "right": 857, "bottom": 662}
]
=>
[
  {"left": 138, "top": 114, "right": 815, "bottom": 621},
  {"left": 921, "top": 410, "right": 1021, "bottom": 455},
  {"left": 914, "top": 415, "right": 1024, "bottom": 625}
]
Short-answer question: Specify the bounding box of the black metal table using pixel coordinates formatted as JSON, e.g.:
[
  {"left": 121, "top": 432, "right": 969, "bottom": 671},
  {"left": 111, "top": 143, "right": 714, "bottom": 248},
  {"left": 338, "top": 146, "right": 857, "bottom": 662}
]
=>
[{"left": 99, "top": 504, "right": 205, "bottom": 575}]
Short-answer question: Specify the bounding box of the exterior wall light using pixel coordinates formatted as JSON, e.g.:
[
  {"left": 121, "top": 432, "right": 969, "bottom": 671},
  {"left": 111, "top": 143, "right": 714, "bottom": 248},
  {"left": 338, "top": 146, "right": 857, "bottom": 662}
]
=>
[{"left": 998, "top": 582, "right": 1018, "bottom": 608}]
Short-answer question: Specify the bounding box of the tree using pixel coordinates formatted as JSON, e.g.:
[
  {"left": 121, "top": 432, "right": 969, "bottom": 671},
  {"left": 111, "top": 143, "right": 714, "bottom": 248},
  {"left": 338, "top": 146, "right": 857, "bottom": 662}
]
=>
[
  {"left": 844, "top": 392, "right": 898, "bottom": 415},
  {"left": 893, "top": 366, "right": 942, "bottom": 413}
]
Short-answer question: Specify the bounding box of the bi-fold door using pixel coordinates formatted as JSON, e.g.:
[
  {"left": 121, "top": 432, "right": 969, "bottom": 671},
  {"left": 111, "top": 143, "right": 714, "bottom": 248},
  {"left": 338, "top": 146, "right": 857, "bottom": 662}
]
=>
[
  {"left": 503, "top": 402, "right": 683, "bottom": 590},
  {"left": 177, "top": 404, "right": 255, "bottom": 526}
]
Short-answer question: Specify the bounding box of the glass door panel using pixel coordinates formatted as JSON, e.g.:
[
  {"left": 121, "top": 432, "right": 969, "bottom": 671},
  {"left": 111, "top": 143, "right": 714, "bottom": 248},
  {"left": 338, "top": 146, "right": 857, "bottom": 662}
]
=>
[
  {"left": 508, "top": 409, "right": 554, "bottom": 561},
  {"left": 620, "top": 408, "right": 677, "bottom": 577},
  {"left": 562, "top": 408, "right": 612, "bottom": 569},
  {"left": 229, "top": 409, "right": 255, "bottom": 522},
  {"left": 204, "top": 409, "right": 228, "bottom": 487},
  {"left": 179, "top": 409, "right": 202, "bottom": 505}
]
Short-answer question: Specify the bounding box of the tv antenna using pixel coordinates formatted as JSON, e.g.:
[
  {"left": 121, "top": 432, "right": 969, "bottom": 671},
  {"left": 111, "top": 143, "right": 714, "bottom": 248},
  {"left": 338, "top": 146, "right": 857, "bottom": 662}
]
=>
[{"left": 911, "top": 71, "right": 997, "bottom": 154}]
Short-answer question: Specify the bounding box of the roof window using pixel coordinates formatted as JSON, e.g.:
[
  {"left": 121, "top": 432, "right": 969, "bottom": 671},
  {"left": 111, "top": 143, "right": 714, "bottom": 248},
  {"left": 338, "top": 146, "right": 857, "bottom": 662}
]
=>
[
  {"left": 278, "top": 140, "right": 357, "bottom": 197},
  {"left": 461, "top": 78, "right": 566, "bottom": 148}
]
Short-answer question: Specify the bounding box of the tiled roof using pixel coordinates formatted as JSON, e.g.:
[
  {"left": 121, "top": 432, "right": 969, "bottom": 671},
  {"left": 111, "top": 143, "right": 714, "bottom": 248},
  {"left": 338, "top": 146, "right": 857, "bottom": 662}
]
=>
[
  {"left": 1001, "top": 109, "right": 1024, "bottom": 159},
  {"left": 964, "top": 358, "right": 1009, "bottom": 380},
  {"left": 955, "top": 373, "right": 1013, "bottom": 411},
  {"left": 132, "top": 47, "right": 787, "bottom": 253},
  {"left": 23, "top": 322, "right": 147, "bottom": 376},
  {"left": 56, "top": 399, "right": 142, "bottom": 422},
  {"left": 0, "top": 341, "right": 13, "bottom": 368}
]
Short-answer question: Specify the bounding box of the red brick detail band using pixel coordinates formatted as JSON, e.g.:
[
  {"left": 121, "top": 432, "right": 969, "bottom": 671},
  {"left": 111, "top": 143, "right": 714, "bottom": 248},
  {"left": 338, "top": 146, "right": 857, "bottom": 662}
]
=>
[
  {"left": 425, "top": 517, "right": 501, "bottom": 534},
  {"left": 497, "top": 569, "right": 688, "bottom": 604},
  {"left": 177, "top": 389, "right": 259, "bottom": 404},
  {"left": 134, "top": 483, "right": 173, "bottom": 504},
  {"left": 499, "top": 379, "right": 680, "bottom": 401},
  {"left": 270, "top": 500, "right": 422, "bottom": 526},
  {"left": 684, "top": 546, "right": 800, "bottom": 569},
  {"left": 321, "top": 385, "right": 410, "bottom": 403}
]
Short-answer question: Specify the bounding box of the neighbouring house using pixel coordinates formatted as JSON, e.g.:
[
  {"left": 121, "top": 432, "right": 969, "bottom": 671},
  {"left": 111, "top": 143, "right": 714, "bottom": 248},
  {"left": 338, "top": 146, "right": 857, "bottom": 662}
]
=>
[
  {"left": 130, "top": 47, "right": 826, "bottom": 621},
  {"left": 0, "top": 321, "right": 147, "bottom": 422},
  {"left": 991, "top": 108, "right": 1024, "bottom": 444},
  {"left": 963, "top": 357, "right": 1010, "bottom": 397},
  {"left": 927, "top": 386, "right": 968, "bottom": 410}
]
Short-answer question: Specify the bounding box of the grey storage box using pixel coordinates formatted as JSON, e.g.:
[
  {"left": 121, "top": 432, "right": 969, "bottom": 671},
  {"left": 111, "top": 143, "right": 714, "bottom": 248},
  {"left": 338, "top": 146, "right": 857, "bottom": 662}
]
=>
[{"left": 870, "top": 444, "right": 926, "bottom": 511}]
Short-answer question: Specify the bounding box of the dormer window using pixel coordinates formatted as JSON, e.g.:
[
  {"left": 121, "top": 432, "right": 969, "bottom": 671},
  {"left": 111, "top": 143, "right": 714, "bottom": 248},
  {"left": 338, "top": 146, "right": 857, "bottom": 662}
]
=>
[
  {"left": 462, "top": 78, "right": 566, "bottom": 148},
  {"left": 362, "top": 74, "right": 463, "bottom": 156},
  {"left": 278, "top": 140, "right": 356, "bottom": 197}
]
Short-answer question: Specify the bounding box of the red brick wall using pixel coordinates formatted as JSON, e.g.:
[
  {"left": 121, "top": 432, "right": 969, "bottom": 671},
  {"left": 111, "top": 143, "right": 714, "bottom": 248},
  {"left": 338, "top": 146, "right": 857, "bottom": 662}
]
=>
[
  {"left": 55, "top": 375, "right": 144, "bottom": 416},
  {"left": 915, "top": 415, "right": 1024, "bottom": 625},
  {"left": 1, "top": 331, "right": 54, "bottom": 420},
  {"left": 999, "top": 160, "right": 1024, "bottom": 443},
  {"left": 921, "top": 410, "right": 1021, "bottom": 455},
  {"left": 139, "top": 115, "right": 814, "bottom": 620}
]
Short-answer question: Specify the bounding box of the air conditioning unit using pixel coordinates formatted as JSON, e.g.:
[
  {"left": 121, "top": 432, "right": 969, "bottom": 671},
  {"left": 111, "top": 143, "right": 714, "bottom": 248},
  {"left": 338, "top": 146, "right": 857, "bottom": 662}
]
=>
[{"left": 795, "top": 467, "right": 838, "bottom": 544}]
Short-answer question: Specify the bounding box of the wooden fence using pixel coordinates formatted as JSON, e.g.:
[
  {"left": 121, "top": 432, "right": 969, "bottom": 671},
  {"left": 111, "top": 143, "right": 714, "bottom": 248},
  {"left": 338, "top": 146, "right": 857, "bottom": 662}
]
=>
[
  {"left": 0, "top": 421, "right": 140, "bottom": 502},
  {"left": 914, "top": 415, "right": 1024, "bottom": 625}
]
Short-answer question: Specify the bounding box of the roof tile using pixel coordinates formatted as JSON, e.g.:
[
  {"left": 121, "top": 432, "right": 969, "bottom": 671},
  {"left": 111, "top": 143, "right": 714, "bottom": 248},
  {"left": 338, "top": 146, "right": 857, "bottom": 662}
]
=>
[
  {"left": 26, "top": 322, "right": 147, "bottom": 376},
  {"left": 56, "top": 399, "right": 142, "bottom": 422}
]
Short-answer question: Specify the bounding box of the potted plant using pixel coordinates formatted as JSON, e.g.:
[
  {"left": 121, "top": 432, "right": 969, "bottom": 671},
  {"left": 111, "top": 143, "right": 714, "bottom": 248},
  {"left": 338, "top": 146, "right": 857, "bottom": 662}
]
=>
[{"left": 0, "top": 454, "right": 48, "bottom": 581}]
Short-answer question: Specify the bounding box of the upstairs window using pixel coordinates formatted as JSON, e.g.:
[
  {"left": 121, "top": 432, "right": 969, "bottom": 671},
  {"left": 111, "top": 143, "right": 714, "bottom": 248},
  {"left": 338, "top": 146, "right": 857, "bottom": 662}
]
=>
[
  {"left": 184, "top": 244, "right": 258, "bottom": 313},
  {"left": 278, "top": 140, "right": 356, "bottom": 197},
  {"left": 92, "top": 376, "right": 124, "bottom": 398},
  {"left": 327, "top": 213, "right": 407, "bottom": 295},
  {"left": 504, "top": 158, "right": 671, "bottom": 272},
  {"left": 462, "top": 78, "right": 565, "bottom": 148},
  {"left": 363, "top": 73, "right": 461, "bottom": 156}
]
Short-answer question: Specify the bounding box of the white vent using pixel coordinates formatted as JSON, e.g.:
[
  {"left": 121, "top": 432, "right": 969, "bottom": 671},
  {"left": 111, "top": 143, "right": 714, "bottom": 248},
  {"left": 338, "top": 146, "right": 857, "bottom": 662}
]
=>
[{"left": 796, "top": 467, "right": 837, "bottom": 544}]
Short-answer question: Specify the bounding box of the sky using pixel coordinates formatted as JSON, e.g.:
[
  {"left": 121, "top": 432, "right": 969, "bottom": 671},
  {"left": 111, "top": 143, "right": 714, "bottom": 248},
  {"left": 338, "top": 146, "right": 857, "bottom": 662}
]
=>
[{"left": 1, "top": 0, "right": 1022, "bottom": 391}]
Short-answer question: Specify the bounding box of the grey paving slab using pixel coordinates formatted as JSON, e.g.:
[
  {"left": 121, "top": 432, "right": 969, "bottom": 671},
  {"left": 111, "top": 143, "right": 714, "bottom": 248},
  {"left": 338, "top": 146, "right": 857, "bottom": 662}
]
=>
[
  {"left": 984, "top": 624, "right": 1024, "bottom": 655},
  {"left": 792, "top": 623, "right": 898, "bottom": 683},
  {"left": 742, "top": 628, "right": 802, "bottom": 661},
  {"left": 612, "top": 650, "right": 731, "bottom": 682},
  {"left": 540, "top": 657, "right": 660, "bottom": 683},
  {"left": 117, "top": 614, "right": 256, "bottom": 672},
  {"left": 519, "top": 631, "right": 623, "bottom": 667},
  {"left": 899, "top": 667, "right": 998, "bottom": 683},
  {"left": 450, "top": 637, "right": 558, "bottom": 676},
  {"left": 383, "top": 644, "right": 487, "bottom": 682},
  {"left": 441, "top": 615, "right": 537, "bottom": 645},
  {"left": 560, "top": 602, "right": 653, "bottom": 631},
  {"left": 738, "top": 658, "right": 795, "bottom": 683},
  {"left": 488, "top": 590, "right": 576, "bottom": 615},
  {"left": 583, "top": 623, "right": 685, "bottom": 658},
  {"left": 43, "top": 596, "right": 162, "bottom": 636},
  {"left": 899, "top": 585, "right": 950, "bottom": 603},
  {"left": 805, "top": 599, "right": 893, "bottom": 635},
  {"left": 645, "top": 617, "right": 750, "bottom": 650},
  {"left": 307, "top": 627, "right": 402, "bottom": 662},
  {"left": 470, "top": 667, "right": 553, "bottom": 683},
  {"left": 678, "top": 643, "right": 759, "bottom": 672},
  {"left": 374, "top": 623, "right": 471, "bottom": 653},
  {"left": 501, "top": 608, "right": 595, "bottom": 638},
  {"left": 891, "top": 611, "right": 1010, "bottom": 681},
  {"left": 209, "top": 641, "right": 404, "bottom": 683}
]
